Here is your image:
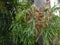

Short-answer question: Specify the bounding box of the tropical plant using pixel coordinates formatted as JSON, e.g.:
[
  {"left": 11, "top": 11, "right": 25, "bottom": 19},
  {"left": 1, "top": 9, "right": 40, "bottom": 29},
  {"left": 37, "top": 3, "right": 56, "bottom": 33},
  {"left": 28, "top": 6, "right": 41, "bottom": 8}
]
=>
[
  {"left": 0, "top": 0, "right": 60, "bottom": 45},
  {"left": 35, "top": 6, "right": 60, "bottom": 45},
  {"left": 9, "top": 0, "right": 38, "bottom": 45}
]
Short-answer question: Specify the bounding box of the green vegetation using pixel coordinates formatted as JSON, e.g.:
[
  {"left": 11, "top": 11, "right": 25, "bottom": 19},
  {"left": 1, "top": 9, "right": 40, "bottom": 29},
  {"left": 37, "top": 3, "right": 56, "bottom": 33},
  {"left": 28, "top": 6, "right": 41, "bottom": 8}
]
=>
[{"left": 0, "top": 0, "right": 60, "bottom": 45}]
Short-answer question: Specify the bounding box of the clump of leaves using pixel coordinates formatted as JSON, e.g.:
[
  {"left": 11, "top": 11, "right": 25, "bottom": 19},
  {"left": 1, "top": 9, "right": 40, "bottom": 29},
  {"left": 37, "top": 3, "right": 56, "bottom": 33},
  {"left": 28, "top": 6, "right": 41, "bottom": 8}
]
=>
[
  {"left": 41, "top": 15, "right": 60, "bottom": 45},
  {"left": 9, "top": 0, "right": 60, "bottom": 45},
  {"left": 31, "top": 5, "right": 60, "bottom": 45},
  {"left": 42, "top": 6, "right": 60, "bottom": 45},
  {"left": 9, "top": 0, "right": 38, "bottom": 45},
  {"left": 10, "top": 8, "right": 38, "bottom": 45}
]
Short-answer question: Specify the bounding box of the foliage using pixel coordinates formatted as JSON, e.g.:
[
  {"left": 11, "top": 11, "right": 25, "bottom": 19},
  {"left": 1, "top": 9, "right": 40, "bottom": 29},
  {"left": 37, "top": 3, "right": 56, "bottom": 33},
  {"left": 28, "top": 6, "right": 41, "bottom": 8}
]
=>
[
  {"left": 0, "top": 0, "right": 60, "bottom": 45},
  {"left": 9, "top": 0, "right": 37, "bottom": 45},
  {"left": 38, "top": 6, "right": 60, "bottom": 45},
  {"left": 41, "top": 15, "right": 60, "bottom": 45},
  {"left": 10, "top": 7, "right": 38, "bottom": 45},
  {"left": 32, "top": 5, "right": 60, "bottom": 45},
  {"left": 0, "top": 0, "right": 34, "bottom": 45}
]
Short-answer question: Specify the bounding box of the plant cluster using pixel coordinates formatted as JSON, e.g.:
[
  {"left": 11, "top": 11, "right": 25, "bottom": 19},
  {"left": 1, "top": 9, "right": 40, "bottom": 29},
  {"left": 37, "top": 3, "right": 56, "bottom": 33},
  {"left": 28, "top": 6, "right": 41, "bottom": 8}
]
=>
[{"left": 0, "top": 0, "right": 60, "bottom": 45}]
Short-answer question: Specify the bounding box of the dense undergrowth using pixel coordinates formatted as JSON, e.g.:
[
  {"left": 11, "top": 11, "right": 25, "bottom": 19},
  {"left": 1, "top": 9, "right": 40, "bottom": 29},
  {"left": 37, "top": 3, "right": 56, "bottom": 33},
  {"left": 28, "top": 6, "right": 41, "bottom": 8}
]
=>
[{"left": 0, "top": 0, "right": 60, "bottom": 45}]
